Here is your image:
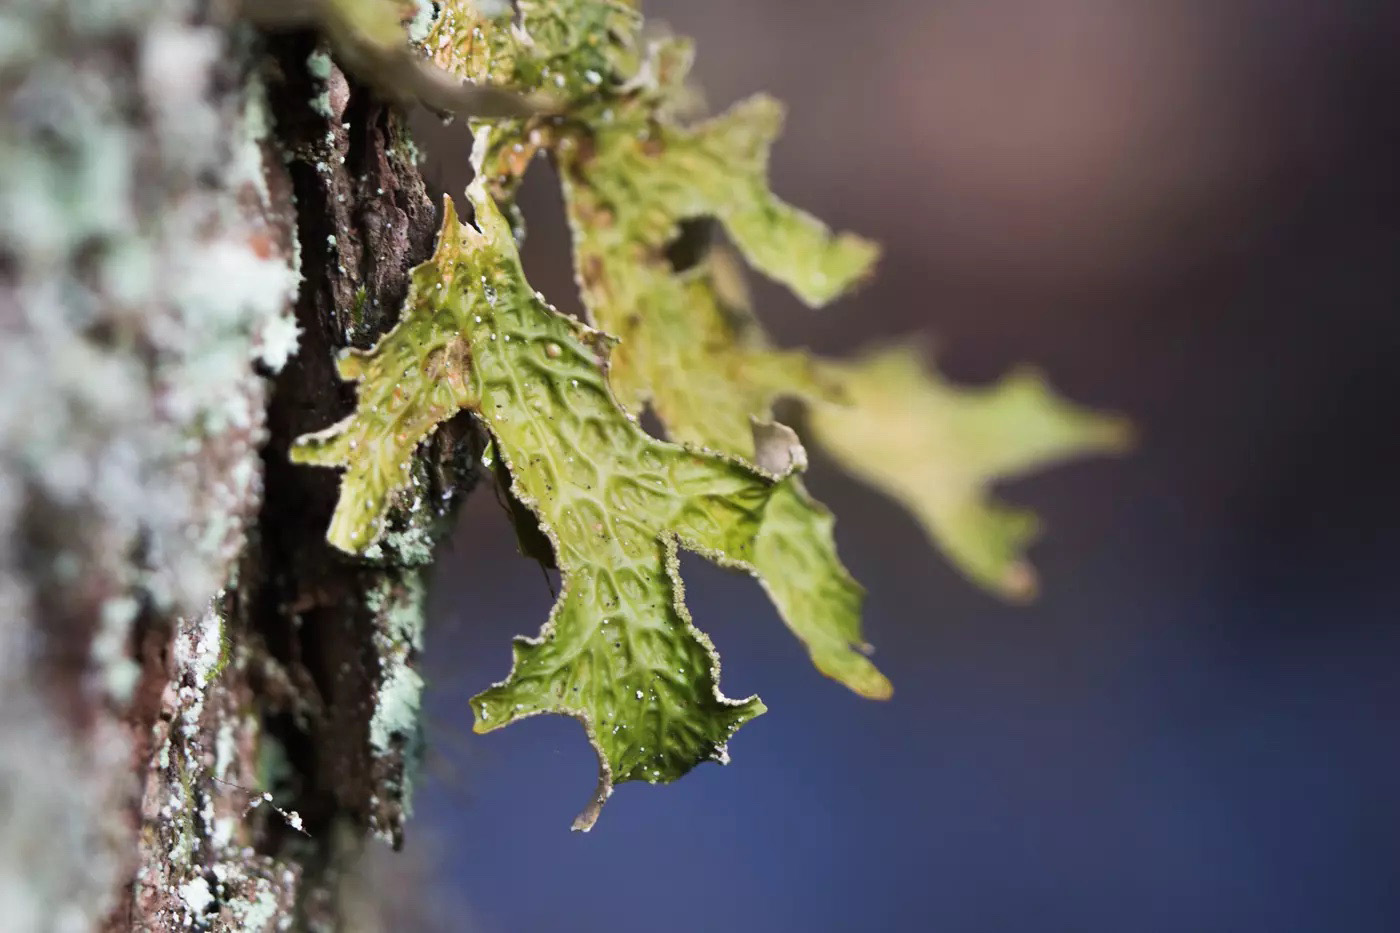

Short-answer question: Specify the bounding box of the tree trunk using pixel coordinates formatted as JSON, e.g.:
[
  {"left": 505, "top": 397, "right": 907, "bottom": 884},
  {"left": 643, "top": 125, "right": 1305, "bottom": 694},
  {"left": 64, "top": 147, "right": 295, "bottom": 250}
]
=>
[{"left": 0, "top": 3, "right": 470, "bottom": 929}]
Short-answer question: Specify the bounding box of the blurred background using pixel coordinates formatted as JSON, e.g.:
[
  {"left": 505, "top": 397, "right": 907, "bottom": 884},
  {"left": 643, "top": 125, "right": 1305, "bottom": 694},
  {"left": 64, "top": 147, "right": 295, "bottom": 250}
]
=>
[{"left": 406, "top": 1, "right": 1400, "bottom": 930}]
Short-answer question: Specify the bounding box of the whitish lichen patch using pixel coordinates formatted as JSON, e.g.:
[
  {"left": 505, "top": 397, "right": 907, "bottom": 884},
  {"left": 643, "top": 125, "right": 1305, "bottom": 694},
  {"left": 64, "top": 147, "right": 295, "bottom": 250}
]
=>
[
  {"left": 227, "top": 882, "right": 282, "bottom": 931},
  {"left": 178, "top": 876, "right": 214, "bottom": 916},
  {"left": 2, "top": 0, "right": 299, "bottom": 924},
  {"left": 92, "top": 594, "right": 143, "bottom": 703},
  {"left": 365, "top": 576, "right": 428, "bottom": 827}
]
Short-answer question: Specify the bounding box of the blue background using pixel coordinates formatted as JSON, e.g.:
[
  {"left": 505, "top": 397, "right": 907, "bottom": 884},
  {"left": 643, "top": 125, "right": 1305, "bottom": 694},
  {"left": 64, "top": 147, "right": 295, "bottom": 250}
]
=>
[{"left": 405, "top": 1, "right": 1400, "bottom": 929}]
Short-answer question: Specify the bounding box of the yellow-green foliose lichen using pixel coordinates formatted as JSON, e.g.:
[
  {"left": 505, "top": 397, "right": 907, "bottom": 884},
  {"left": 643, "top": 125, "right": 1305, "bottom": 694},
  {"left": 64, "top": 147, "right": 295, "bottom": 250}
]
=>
[{"left": 293, "top": 172, "right": 886, "bottom": 828}]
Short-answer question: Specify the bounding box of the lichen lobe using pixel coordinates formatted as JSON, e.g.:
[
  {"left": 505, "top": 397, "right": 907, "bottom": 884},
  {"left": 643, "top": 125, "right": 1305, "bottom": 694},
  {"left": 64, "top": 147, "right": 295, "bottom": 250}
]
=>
[{"left": 294, "top": 177, "right": 883, "bottom": 827}]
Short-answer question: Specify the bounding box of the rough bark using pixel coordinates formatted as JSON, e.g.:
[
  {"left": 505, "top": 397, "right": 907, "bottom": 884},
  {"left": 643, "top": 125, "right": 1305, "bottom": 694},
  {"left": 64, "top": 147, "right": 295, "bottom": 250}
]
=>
[{"left": 0, "top": 3, "right": 471, "bottom": 929}]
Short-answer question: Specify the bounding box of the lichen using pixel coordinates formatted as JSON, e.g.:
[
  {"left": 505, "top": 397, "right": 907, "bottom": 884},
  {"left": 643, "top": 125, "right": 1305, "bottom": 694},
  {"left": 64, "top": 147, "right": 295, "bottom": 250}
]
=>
[
  {"left": 365, "top": 576, "right": 428, "bottom": 826},
  {"left": 179, "top": 877, "right": 215, "bottom": 916},
  {"left": 365, "top": 474, "right": 450, "bottom": 567},
  {"left": 227, "top": 881, "right": 282, "bottom": 931},
  {"left": 92, "top": 595, "right": 143, "bottom": 703},
  {"left": 306, "top": 49, "right": 334, "bottom": 81},
  {"left": 256, "top": 305, "right": 304, "bottom": 373},
  {"left": 293, "top": 178, "right": 885, "bottom": 828},
  {"left": 132, "top": 585, "right": 304, "bottom": 929},
  {"left": 406, "top": 0, "right": 436, "bottom": 44},
  {"left": 2, "top": 0, "right": 299, "bottom": 922},
  {"left": 1, "top": 0, "right": 298, "bottom": 630},
  {"left": 176, "top": 600, "right": 226, "bottom": 691},
  {"left": 310, "top": 88, "right": 335, "bottom": 118},
  {"left": 371, "top": 663, "right": 425, "bottom": 757}
]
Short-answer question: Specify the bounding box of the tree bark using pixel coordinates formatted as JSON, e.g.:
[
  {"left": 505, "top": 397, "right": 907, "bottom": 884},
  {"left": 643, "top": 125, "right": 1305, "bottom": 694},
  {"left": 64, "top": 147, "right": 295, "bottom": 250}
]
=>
[{"left": 0, "top": 3, "right": 471, "bottom": 929}]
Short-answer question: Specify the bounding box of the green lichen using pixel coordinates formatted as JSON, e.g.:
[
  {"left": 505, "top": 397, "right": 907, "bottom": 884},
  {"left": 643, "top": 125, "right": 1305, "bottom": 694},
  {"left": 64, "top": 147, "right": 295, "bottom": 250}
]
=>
[
  {"left": 309, "top": 0, "right": 540, "bottom": 118},
  {"left": 293, "top": 174, "right": 885, "bottom": 828},
  {"left": 425, "top": 0, "right": 640, "bottom": 102},
  {"left": 307, "top": 43, "right": 337, "bottom": 118},
  {"left": 307, "top": 48, "right": 334, "bottom": 80},
  {"left": 209, "top": 612, "right": 235, "bottom": 682}
]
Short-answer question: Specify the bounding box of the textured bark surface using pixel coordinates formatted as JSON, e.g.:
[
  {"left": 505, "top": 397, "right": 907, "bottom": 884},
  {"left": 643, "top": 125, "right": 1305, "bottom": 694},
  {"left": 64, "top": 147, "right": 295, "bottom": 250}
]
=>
[{"left": 0, "top": 3, "right": 471, "bottom": 930}]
